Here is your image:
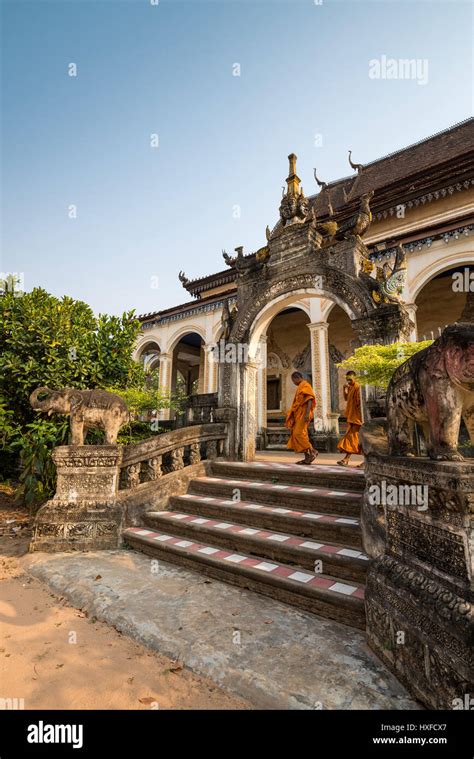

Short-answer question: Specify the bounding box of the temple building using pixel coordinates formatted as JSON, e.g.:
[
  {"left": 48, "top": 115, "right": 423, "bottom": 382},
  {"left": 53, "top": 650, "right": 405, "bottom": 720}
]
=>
[{"left": 134, "top": 119, "right": 474, "bottom": 449}]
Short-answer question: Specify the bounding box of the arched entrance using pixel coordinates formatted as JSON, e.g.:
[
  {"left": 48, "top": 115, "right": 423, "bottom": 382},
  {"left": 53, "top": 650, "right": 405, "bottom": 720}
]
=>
[
  {"left": 218, "top": 275, "right": 409, "bottom": 460},
  {"left": 414, "top": 266, "right": 470, "bottom": 341},
  {"left": 170, "top": 332, "right": 204, "bottom": 396},
  {"left": 136, "top": 339, "right": 161, "bottom": 373},
  {"left": 216, "top": 155, "right": 412, "bottom": 460}
]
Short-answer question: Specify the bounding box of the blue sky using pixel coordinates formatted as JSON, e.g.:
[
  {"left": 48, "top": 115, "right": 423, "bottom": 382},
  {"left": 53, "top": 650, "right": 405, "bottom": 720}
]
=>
[{"left": 1, "top": 0, "right": 473, "bottom": 315}]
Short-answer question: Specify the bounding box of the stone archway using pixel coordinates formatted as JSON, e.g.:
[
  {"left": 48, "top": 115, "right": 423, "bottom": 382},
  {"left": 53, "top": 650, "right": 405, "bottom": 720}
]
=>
[
  {"left": 216, "top": 154, "right": 412, "bottom": 460},
  {"left": 218, "top": 272, "right": 411, "bottom": 460}
]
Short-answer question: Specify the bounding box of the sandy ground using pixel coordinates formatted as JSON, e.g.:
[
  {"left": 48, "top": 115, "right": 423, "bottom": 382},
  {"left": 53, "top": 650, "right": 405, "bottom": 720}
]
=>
[{"left": 0, "top": 486, "right": 250, "bottom": 710}]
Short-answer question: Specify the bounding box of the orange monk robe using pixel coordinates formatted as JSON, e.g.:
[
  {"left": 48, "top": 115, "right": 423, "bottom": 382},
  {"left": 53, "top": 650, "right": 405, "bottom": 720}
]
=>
[
  {"left": 285, "top": 380, "right": 316, "bottom": 453},
  {"left": 338, "top": 381, "right": 363, "bottom": 455}
]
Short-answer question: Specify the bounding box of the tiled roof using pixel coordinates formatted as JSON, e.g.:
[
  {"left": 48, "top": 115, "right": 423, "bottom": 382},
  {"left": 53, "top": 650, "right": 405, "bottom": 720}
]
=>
[
  {"left": 141, "top": 119, "right": 474, "bottom": 319},
  {"left": 311, "top": 117, "right": 474, "bottom": 216},
  {"left": 138, "top": 288, "right": 236, "bottom": 323}
]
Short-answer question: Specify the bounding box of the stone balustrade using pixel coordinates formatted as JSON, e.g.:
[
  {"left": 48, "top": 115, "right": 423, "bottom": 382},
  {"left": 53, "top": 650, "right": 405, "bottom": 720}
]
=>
[
  {"left": 119, "top": 422, "right": 226, "bottom": 490},
  {"left": 30, "top": 422, "right": 227, "bottom": 553},
  {"left": 175, "top": 392, "right": 219, "bottom": 428}
]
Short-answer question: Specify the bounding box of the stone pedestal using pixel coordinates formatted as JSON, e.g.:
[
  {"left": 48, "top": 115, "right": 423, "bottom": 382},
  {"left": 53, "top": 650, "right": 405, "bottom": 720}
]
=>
[
  {"left": 362, "top": 452, "right": 474, "bottom": 709},
  {"left": 29, "top": 445, "right": 123, "bottom": 553}
]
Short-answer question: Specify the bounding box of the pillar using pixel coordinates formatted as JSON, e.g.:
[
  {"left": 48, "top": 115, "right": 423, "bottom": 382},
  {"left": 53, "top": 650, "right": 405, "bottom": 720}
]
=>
[
  {"left": 158, "top": 352, "right": 172, "bottom": 420},
  {"left": 203, "top": 344, "right": 217, "bottom": 394},
  {"left": 241, "top": 360, "right": 258, "bottom": 461},
  {"left": 308, "top": 321, "right": 332, "bottom": 432},
  {"left": 256, "top": 336, "right": 267, "bottom": 435},
  {"left": 197, "top": 346, "right": 206, "bottom": 394},
  {"left": 404, "top": 303, "right": 418, "bottom": 342}
]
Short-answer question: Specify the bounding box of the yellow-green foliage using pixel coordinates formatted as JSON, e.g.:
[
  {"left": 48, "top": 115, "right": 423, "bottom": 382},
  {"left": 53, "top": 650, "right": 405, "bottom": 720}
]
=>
[
  {"left": 338, "top": 341, "right": 433, "bottom": 389},
  {"left": 106, "top": 384, "right": 185, "bottom": 418}
]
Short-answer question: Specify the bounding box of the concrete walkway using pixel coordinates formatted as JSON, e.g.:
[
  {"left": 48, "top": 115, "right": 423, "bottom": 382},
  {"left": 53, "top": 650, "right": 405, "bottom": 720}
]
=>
[
  {"left": 256, "top": 450, "right": 365, "bottom": 467},
  {"left": 23, "top": 548, "right": 419, "bottom": 710}
]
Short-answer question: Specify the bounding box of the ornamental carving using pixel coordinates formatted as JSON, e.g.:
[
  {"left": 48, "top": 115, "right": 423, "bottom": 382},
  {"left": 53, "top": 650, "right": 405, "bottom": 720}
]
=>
[
  {"left": 206, "top": 440, "right": 218, "bottom": 460},
  {"left": 189, "top": 443, "right": 201, "bottom": 465},
  {"left": 125, "top": 463, "right": 141, "bottom": 489},
  {"left": 59, "top": 456, "right": 119, "bottom": 468},
  {"left": 386, "top": 511, "right": 468, "bottom": 581},
  {"left": 372, "top": 555, "right": 473, "bottom": 631},
  {"left": 147, "top": 456, "right": 163, "bottom": 480},
  {"left": 367, "top": 580, "right": 472, "bottom": 667},
  {"left": 231, "top": 270, "right": 373, "bottom": 344}
]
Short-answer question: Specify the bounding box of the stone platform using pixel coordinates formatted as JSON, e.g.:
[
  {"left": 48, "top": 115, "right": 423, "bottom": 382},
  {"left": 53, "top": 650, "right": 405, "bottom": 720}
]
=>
[{"left": 22, "top": 548, "right": 419, "bottom": 710}]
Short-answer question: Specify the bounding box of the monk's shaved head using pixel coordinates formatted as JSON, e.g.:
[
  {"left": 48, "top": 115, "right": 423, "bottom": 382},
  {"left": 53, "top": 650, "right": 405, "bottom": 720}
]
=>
[{"left": 291, "top": 371, "right": 304, "bottom": 385}]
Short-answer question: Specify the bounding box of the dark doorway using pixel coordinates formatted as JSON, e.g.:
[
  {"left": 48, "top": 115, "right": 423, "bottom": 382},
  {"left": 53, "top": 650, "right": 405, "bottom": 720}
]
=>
[{"left": 267, "top": 376, "right": 281, "bottom": 410}]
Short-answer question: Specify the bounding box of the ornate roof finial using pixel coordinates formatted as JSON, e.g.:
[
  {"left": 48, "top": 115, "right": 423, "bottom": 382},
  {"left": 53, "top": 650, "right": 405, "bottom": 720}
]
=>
[
  {"left": 222, "top": 249, "right": 236, "bottom": 267},
  {"left": 313, "top": 168, "right": 327, "bottom": 189},
  {"left": 348, "top": 150, "right": 364, "bottom": 173},
  {"left": 178, "top": 270, "right": 189, "bottom": 286},
  {"left": 286, "top": 153, "right": 301, "bottom": 197}
]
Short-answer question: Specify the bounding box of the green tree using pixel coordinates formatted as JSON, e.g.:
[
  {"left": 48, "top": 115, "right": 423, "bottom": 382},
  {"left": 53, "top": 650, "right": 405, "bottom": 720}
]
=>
[
  {"left": 0, "top": 287, "right": 150, "bottom": 506},
  {"left": 0, "top": 287, "right": 142, "bottom": 425},
  {"left": 338, "top": 341, "right": 433, "bottom": 389}
]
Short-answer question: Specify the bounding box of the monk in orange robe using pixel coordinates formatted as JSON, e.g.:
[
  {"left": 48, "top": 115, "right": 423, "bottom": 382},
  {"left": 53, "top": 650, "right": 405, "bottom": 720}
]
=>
[
  {"left": 285, "top": 372, "right": 318, "bottom": 465},
  {"left": 337, "top": 371, "right": 363, "bottom": 467}
]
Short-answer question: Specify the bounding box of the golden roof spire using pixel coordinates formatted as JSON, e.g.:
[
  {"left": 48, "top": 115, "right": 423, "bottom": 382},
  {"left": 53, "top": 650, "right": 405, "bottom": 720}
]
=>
[{"left": 286, "top": 153, "right": 301, "bottom": 197}]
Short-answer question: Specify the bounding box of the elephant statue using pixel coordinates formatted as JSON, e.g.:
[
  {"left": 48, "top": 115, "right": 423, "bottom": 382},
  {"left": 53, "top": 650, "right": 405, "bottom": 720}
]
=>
[
  {"left": 386, "top": 321, "right": 474, "bottom": 460},
  {"left": 30, "top": 387, "right": 130, "bottom": 445}
]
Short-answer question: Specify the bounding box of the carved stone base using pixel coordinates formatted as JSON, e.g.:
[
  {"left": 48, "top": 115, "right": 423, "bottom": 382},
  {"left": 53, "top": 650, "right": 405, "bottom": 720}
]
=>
[
  {"left": 362, "top": 452, "right": 474, "bottom": 709},
  {"left": 29, "top": 445, "right": 123, "bottom": 553},
  {"left": 366, "top": 556, "right": 473, "bottom": 709},
  {"left": 29, "top": 499, "right": 123, "bottom": 552}
]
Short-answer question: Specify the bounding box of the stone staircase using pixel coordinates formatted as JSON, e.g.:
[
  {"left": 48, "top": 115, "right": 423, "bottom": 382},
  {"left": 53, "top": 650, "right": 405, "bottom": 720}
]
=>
[{"left": 123, "top": 460, "right": 368, "bottom": 630}]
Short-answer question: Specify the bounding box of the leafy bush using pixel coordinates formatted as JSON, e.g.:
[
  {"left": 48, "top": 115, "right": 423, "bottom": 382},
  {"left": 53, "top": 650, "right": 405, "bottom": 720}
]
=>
[
  {"left": 0, "top": 395, "right": 21, "bottom": 478},
  {"left": 0, "top": 287, "right": 182, "bottom": 507},
  {"left": 15, "top": 418, "right": 69, "bottom": 510},
  {"left": 338, "top": 341, "right": 433, "bottom": 389},
  {"left": 0, "top": 287, "right": 142, "bottom": 426}
]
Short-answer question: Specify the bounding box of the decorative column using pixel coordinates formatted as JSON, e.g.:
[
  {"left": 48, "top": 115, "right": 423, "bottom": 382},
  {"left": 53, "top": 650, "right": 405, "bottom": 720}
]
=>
[
  {"left": 241, "top": 360, "right": 259, "bottom": 461},
  {"left": 203, "top": 344, "right": 217, "bottom": 394},
  {"left": 256, "top": 336, "right": 267, "bottom": 448},
  {"left": 158, "top": 352, "right": 172, "bottom": 420},
  {"left": 197, "top": 347, "right": 206, "bottom": 394},
  {"left": 308, "top": 321, "right": 332, "bottom": 433},
  {"left": 404, "top": 303, "right": 418, "bottom": 342},
  {"left": 215, "top": 358, "right": 238, "bottom": 460}
]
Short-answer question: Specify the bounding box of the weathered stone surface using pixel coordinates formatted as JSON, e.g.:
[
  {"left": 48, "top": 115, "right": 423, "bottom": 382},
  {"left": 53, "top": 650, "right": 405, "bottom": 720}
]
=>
[
  {"left": 361, "top": 450, "right": 474, "bottom": 709},
  {"left": 386, "top": 321, "right": 474, "bottom": 460},
  {"left": 22, "top": 549, "right": 419, "bottom": 710},
  {"left": 29, "top": 445, "right": 124, "bottom": 553},
  {"left": 30, "top": 387, "right": 129, "bottom": 445},
  {"left": 119, "top": 460, "right": 212, "bottom": 527},
  {"left": 29, "top": 424, "right": 228, "bottom": 553},
  {"left": 217, "top": 211, "right": 412, "bottom": 461}
]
